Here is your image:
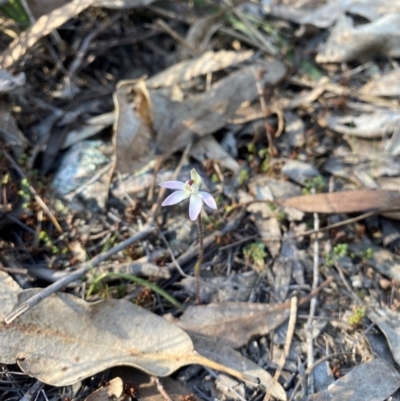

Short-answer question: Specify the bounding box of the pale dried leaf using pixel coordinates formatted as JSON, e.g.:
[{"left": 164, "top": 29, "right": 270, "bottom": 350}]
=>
[
  {"left": 305, "top": 358, "right": 400, "bottom": 401},
  {"left": 280, "top": 189, "right": 400, "bottom": 214},
  {"left": 146, "top": 50, "right": 254, "bottom": 89},
  {"left": 0, "top": 100, "right": 29, "bottom": 150},
  {"left": 113, "top": 80, "right": 155, "bottom": 174},
  {"left": 347, "top": 0, "right": 400, "bottom": 21},
  {"left": 85, "top": 377, "right": 123, "bottom": 401},
  {"left": 177, "top": 302, "right": 290, "bottom": 348},
  {"left": 0, "top": 69, "right": 25, "bottom": 93},
  {"left": 262, "top": 0, "right": 347, "bottom": 28},
  {"left": 327, "top": 111, "right": 400, "bottom": 138},
  {"left": 349, "top": 241, "right": 400, "bottom": 281},
  {"left": 191, "top": 334, "right": 287, "bottom": 401},
  {"left": 368, "top": 307, "right": 400, "bottom": 367},
  {"left": 282, "top": 160, "right": 320, "bottom": 186},
  {"left": 316, "top": 14, "right": 400, "bottom": 63},
  {"left": 150, "top": 60, "right": 286, "bottom": 156},
  {"left": 190, "top": 136, "right": 240, "bottom": 173},
  {"left": 361, "top": 68, "right": 400, "bottom": 97},
  {"left": 0, "top": 270, "right": 21, "bottom": 319},
  {"left": 0, "top": 290, "right": 250, "bottom": 386}
]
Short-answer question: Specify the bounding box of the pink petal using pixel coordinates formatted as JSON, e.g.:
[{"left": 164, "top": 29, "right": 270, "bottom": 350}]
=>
[
  {"left": 189, "top": 194, "right": 203, "bottom": 221},
  {"left": 198, "top": 191, "right": 217, "bottom": 209},
  {"left": 159, "top": 181, "right": 185, "bottom": 190},
  {"left": 162, "top": 190, "right": 189, "bottom": 206}
]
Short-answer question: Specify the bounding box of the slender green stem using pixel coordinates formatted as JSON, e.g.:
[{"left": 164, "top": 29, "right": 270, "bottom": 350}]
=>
[
  {"left": 87, "top": 272, "right": 184, "bottom": 311},
  {"left": 195, "top": 214, "right": 204, "bottom": 304}
]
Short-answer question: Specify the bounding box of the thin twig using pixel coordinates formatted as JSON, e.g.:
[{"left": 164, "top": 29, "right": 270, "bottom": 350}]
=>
[
  {"left": 19, "top": 381, "right": 44, "bottom": 401},
  {"left": 5, "top": 223, "right": 155, "bottom": 324},
  {"left": 306, "top": 206, "right": 320, "bottom": 395},
  {"left": 150, "top": 377, "right": 172, "bottom": 401},
  {"left": 255, "top": 68, "right": 278, "bottom": 157},
  {"left": 1, "top": 150, "right": 63, "bottom": 233},
  {"left": 155, "top": 19, "right": 200, "bottom": 56},
  {"left": 265, "top": 296, "right": 297, "bottom": 401},
  {"left": 158, "top": 230, "right": 189, "bottom": 278},
  {"left": 289, "top": 352, "right": 352, "bottom": 401},
  {"left": 195, "top": 214, "right": 205, "bottom": 304}
]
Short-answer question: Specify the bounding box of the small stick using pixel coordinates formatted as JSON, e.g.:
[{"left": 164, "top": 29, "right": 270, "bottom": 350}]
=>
[
  {"left": 255, "top": 68, "right": 278, "bottom": 157},
  {"left": 1, "top": 150, "right": 63, "bottom": 233},
  {"left": 306, "top": 206, "right": 320, "bottom": 395},
  {"left": 265, "top": 296, "right": 297, "bottom": 401},
  {"left": 195, "top": 214, "right": 205, "bottom": 304},
  {"left": 190, "top": 353, "right": 259, "bottom": 385},
  {"left": 5, "top": 223, "right": 155, "bottom": 324},
  {"left": 150, "top": 377, "right": 172, "bottom": 401}
]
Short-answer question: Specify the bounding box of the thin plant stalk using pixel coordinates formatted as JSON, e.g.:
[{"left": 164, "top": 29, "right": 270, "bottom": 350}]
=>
[
  {"left": 195, "top": 214, "right": 204, "bottom": 304},
  {"left": 87, "top": 272, "right": 184, "bottom": 311}
]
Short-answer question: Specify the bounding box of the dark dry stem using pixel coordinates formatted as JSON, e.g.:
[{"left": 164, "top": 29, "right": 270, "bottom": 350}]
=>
[{"left": 195, "top": 214, "right": 204, "bottom": 304}]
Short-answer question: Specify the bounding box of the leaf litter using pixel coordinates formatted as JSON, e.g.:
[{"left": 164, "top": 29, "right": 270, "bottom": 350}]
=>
[{"left": 1, "top": 0, "right": 400, "bottom": 400}]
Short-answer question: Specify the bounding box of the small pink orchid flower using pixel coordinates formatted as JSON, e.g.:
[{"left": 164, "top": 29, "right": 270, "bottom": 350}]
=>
[{"left": 160, "top": 168, "right": 217, "bottom": 221}]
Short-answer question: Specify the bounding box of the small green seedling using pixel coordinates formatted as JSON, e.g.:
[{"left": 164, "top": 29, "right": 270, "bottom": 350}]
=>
[
  {"left": 244, "top": 241, "right": 267, "bottom": 271},
  {"left": 302, "top": 175, "right": 326, "bottom": 195},
  {"left": 349, "top": 307, "right": 366, "bottom": 327}
]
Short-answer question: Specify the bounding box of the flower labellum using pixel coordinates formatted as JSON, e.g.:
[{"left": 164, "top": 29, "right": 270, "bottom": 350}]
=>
[{"left": 160, "top": 168, "right": 217, "bottom": 221}]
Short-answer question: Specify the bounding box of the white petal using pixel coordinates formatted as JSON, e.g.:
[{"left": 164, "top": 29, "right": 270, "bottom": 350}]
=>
[
  {"left": 162, "top": 190, "right": 189, "bottom": 206},
  {"left": 198, "top": 191, "right": 217, "bottom": 209},
  {"left": 190, "top": 168, "right": 202, "bottom": 186},
  {"left": 159, "top": 181, "right": 185, "bottom": 190},
  {"left": 189, "top": 194, "right": 203, "bottom": 221}
]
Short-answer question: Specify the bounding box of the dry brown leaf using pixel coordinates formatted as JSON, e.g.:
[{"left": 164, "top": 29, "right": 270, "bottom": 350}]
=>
[
  {"left": 368, "top": 307, "right": 400, "bottom": 366},
  {"left": 113, "top": 80, "right": 155, "bottom": 174},
  {"left": 279, "top": 189, "right": 400, "bottom": 214},
  {"left": 146, "top": 50, "right": 254, "bottom": 89},
  {"left": 151, "top": 60, "right": 286, "bottom": 156},
  {"left": 349, "top": 241, "right": 400, "bottom": 281},
  {"left": 305, "top": 358, "right": 400, "bottom": 401},
  {"left": 177, "top": 302, "right": 290, "bottom": 348},
  {"left": 190, "top": 135, "right": 240, "bottom": 173},
  {"left": 190, "top": 334, "right": 287, "bottom": 401},
  {"left": 262, "top": 0, "right": 346, "bottom": 28},
  {"left": 316, "top": 14, "right": 400, "bottom": 63},
  {"left": 85, "top": 377, "right": 123, "bottom": 401},
  {"left": 327, "top": 110, "right": 400, "bottom": 138},
  {"left": 0, "top": 270, "right": 21, "bottom": 318},
  {"left": 0, "top": 289, "right": 255, "bottom": 386},
  {"left": 361, "top": 68, "right": 400, "bottom": 98}
]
